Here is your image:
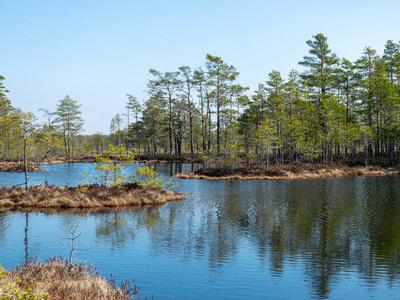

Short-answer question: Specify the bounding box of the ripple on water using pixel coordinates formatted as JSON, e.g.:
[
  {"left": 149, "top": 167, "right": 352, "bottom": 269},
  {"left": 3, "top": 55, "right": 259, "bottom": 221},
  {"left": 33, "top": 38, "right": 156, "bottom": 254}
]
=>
[{"left": 1, "top": 164, "right": 400, "bottom": 299}]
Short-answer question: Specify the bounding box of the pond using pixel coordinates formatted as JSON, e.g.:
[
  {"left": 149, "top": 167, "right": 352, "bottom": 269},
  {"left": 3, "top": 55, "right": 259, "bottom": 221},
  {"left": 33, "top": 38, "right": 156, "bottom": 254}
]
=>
[{"left": 1, "top": 163, "right": 400, "bottom": 299}]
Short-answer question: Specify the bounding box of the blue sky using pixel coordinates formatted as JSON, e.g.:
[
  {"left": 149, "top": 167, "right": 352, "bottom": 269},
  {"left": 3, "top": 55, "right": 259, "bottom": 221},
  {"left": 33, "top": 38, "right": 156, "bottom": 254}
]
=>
[{"left": 2, "top": 0, "right": 400, "bottom": 134}]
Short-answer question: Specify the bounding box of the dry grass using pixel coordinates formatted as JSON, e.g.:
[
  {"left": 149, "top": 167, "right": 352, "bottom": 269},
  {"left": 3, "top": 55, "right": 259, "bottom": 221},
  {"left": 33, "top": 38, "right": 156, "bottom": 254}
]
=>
[
  {"left": 0, "top": 183, "right": 184, "bottom": 209},
  {"left": 174, "top": 162, "right": 400, "bottom": 180},
  {"left": 2, "top": 257, "right": 137, "bottom": 300},
  {"left": 0, "top": 162, "right": 42, "bottom": 172}
]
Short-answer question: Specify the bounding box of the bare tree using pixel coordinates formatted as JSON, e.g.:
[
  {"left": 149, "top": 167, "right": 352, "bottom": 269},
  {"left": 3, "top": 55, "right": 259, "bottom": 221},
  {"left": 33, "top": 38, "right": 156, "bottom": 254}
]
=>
[{"left": 58, "top": 226, "right": 90, "bottom": 269}]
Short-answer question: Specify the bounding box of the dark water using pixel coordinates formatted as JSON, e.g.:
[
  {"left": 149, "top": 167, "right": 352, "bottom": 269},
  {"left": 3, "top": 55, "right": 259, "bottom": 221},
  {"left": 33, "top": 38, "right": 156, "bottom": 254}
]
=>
[{"left": 1, "top": 163, "right": 400, "bottom": 299}]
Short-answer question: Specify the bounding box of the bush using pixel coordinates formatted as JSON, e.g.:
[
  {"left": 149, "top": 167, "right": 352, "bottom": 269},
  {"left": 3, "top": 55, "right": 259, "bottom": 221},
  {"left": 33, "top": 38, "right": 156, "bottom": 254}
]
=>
[
  {"left": 81, "top": 144, "right": 178, "bottom": 190},
  {"left": 0, "top": 263, "right": 49, "bottom": 300}
]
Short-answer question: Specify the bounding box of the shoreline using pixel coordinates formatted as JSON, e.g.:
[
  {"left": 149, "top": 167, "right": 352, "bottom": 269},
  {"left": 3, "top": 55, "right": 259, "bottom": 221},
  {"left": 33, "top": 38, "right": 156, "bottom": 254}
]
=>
[{"left": 174, "top": 164, "right": 400, "bottom": 180}]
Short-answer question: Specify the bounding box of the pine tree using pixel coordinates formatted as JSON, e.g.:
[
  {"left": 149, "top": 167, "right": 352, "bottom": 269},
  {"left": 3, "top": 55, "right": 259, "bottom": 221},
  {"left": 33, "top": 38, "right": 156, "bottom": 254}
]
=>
[
  {"left": 53, "top": 95, "right": 84, "bottom": 158},
  {"left": 148, "top": 69, "right": 180, "bottom": 155},
  {"left": 206, "top": 54, "right": 238, "bottom": 154},
  {"left": 299, "top": 33, "right": 339, "bottom": 161}
]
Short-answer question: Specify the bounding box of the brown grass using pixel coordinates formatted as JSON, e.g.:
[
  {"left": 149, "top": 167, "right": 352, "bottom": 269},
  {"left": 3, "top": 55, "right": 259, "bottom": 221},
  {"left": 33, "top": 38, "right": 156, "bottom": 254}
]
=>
[
  {"left": 1, "top": 257, "right": 137, "bottom": 300},
  {"left": 0, "top": 162, "right": 42, "bottom": 172},
  {"left": 0, "top": 183, "right": 185, "bottom": 209},
  {"left": 174, "top": 162, "right": 400, "bottom": 180}
]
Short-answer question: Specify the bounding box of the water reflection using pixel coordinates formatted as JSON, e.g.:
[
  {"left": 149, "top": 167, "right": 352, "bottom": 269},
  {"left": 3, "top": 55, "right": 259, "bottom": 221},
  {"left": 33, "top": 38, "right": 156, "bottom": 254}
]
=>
[
  {"left": 128, "top": 176, "right": 400, "bottom": 298},
  {"left": 0, "top": 213, "right": 9, "bottom": 247},
  {"left": 1, "top": 166, "right": 400, "bottom": 299},
  {"left": 95, "top": 212, "right": 136, "bottom": 251},
  {"left": 24, "top": 212, "right": 29, "bottom": 263}
]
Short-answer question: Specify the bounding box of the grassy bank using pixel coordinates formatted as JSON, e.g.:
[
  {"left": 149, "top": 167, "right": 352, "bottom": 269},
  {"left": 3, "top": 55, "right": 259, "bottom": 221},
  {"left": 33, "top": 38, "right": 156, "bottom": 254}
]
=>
[
  {"left": 174, "top": 162, "right": 400, "bottom": 180},
  {"left": 0, "top": 183, "right": 184, "bottom": 209},
  {"left": 1, "top": 257, "right": 137, "bottom": 300}
]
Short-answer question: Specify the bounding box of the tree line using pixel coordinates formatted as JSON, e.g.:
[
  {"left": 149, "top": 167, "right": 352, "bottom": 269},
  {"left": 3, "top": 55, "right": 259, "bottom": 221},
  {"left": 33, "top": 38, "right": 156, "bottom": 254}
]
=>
[
  {"left": 1, "top": 33, "right": 400, "bottom": 168},
  {"left": 0, "top": 84, "right": 85, "bottom": 164},
  {"left": 111, "top": 33, "right": 400, "bottom": 167}
]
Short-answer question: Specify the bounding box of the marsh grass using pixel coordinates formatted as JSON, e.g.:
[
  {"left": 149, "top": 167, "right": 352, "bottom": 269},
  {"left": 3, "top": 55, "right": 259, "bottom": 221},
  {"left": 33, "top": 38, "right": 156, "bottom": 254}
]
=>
[
  {"left": 2, "top": 257, "right": 138, "bottom": 300},
  {"left": 0, "top": 182, "right": 184, "bottom": 209},
  {"left": 175, "top": 162, "right": 399, "bottom": 180},
  {"left": 0, "top": 162, "right": 42, "bottom": 172}
]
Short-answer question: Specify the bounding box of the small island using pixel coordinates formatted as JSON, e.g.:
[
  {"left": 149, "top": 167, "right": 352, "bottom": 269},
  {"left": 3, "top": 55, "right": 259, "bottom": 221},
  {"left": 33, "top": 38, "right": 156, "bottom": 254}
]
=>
[
  {"left": 0, "top": 183, "right": 183, "bottom": 209},
  {"left": 175, "top": 162, "right": 400, "bottom": 180},
  {"left": 0, "top": 146, "right": 183, "bottom": 210}
]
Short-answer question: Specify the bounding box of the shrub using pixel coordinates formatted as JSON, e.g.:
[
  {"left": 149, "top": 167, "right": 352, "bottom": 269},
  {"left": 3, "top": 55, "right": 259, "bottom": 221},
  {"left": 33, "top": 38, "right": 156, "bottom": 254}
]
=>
[
  {"left": 0, "top": 263, "right": 49, "bottom": 300},
  {"left": 80, "top": 144, "right": 178, "bottom": 190}
]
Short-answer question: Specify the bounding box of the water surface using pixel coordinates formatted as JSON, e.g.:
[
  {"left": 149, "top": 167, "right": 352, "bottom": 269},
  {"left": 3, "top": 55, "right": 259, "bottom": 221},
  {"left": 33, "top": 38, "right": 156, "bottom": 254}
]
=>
[{"left": 1, "top": 163, "right": 400, "bottom": 299}]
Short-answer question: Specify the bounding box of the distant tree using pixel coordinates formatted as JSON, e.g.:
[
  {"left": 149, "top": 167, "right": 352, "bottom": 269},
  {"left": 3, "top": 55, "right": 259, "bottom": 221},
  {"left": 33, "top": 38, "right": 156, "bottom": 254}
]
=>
[
  {"left": 0, "top": 76, "right": 14, "bottom": 160},
  {"left": 206, "top": 54, "right": 239, "bottom": 154},
  {"left": 141, "top": 92, "right": 167, "bottom": 155},
  {"left": 0, "top": 75, "right": 10, "bottom": 103},
  {"left": 299, "top": 33, "right": 339, "bottom": 100},
  {"left": 383, "top": 40, "right": 400, "bottom": 85},
  {"left": 266, "top": 70, "right": 285, "bottom": 164},
  {"left": 178, "top": 66, "right": 196, "bottom": 155},
  {"left": 38, "top": 108, "right": 54, "bottom": 128},
  {"left": 148, "top": 69, "right": 180, "bottom": 155},
  {"left": 53, "top": 95, "right": 84, "bottom": 158},
  {"left": 355, "top": 47, "right": 378, "bottom": 128},
  {"left": 15, "top": 111, "right": 36, "bottom": 189},
  {"left": 299, "top": 33, "right": 339, "bottom": 161},
  {"left": 125, "top": 95, "right": 142, "bottom": 151},
  {"left": 230, "top": 84, "right": 249, "bottom": 120},
  {"left": 257, "top": 118, "right": 279, "bottom": 170},
  {"left": 125, "top": 94, "right": 142, "bottom": 127},
  {"left": 110, "top": 113, "right": 124, "bottom": 146},
  {"left": 193, "top": 68, "right": 209, "bottom": 151}
]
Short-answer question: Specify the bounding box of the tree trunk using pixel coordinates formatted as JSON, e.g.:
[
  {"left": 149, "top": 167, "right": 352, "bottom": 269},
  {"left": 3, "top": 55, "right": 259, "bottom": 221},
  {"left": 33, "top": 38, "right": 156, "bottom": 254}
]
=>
[{"left": 23, "top": 137, "right": 29, "bottom": 190}]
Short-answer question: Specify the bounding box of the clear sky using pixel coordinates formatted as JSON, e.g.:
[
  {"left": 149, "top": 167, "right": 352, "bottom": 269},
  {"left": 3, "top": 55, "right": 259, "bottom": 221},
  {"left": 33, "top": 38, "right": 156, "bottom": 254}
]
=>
[{"left": 2, "top": 0, "right": 400, "bottom": 134}]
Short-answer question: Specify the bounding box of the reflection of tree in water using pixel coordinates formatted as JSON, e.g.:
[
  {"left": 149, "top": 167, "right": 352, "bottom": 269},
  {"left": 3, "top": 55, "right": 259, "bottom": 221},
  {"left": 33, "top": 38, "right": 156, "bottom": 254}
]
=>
[
  {"left": 79, "top": 177, "right": 400, "bottom": 298},
  {"left": 360, "top": 177, "right": 400, "bottom": 286},
  {"left": 207, "top": 192, "right": 241, "bottom": 274},
  {"left": 0, "top": 213, "right": 10, "bottom": 247},
  {"left": 130, "top": 178, "right": 400, "bottom": 299},
  {"left": 95, "top": 212, "right": 136, "bottom": 251},
  {"left": 251, "top": 178, "right": 400, "bottom": 299},
  {"left": 24, "top": 212, "right": 29, "bottom": 263},
  {"left": 147, "top": 182, "right": 247, "bottom": 276}
]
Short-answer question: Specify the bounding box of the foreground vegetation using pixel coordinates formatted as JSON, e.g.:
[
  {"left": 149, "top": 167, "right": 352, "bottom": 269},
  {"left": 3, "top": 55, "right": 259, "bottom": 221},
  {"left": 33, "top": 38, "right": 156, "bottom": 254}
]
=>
[{"left": 1, "top": 257, "right": 137, "bottom": 300}]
